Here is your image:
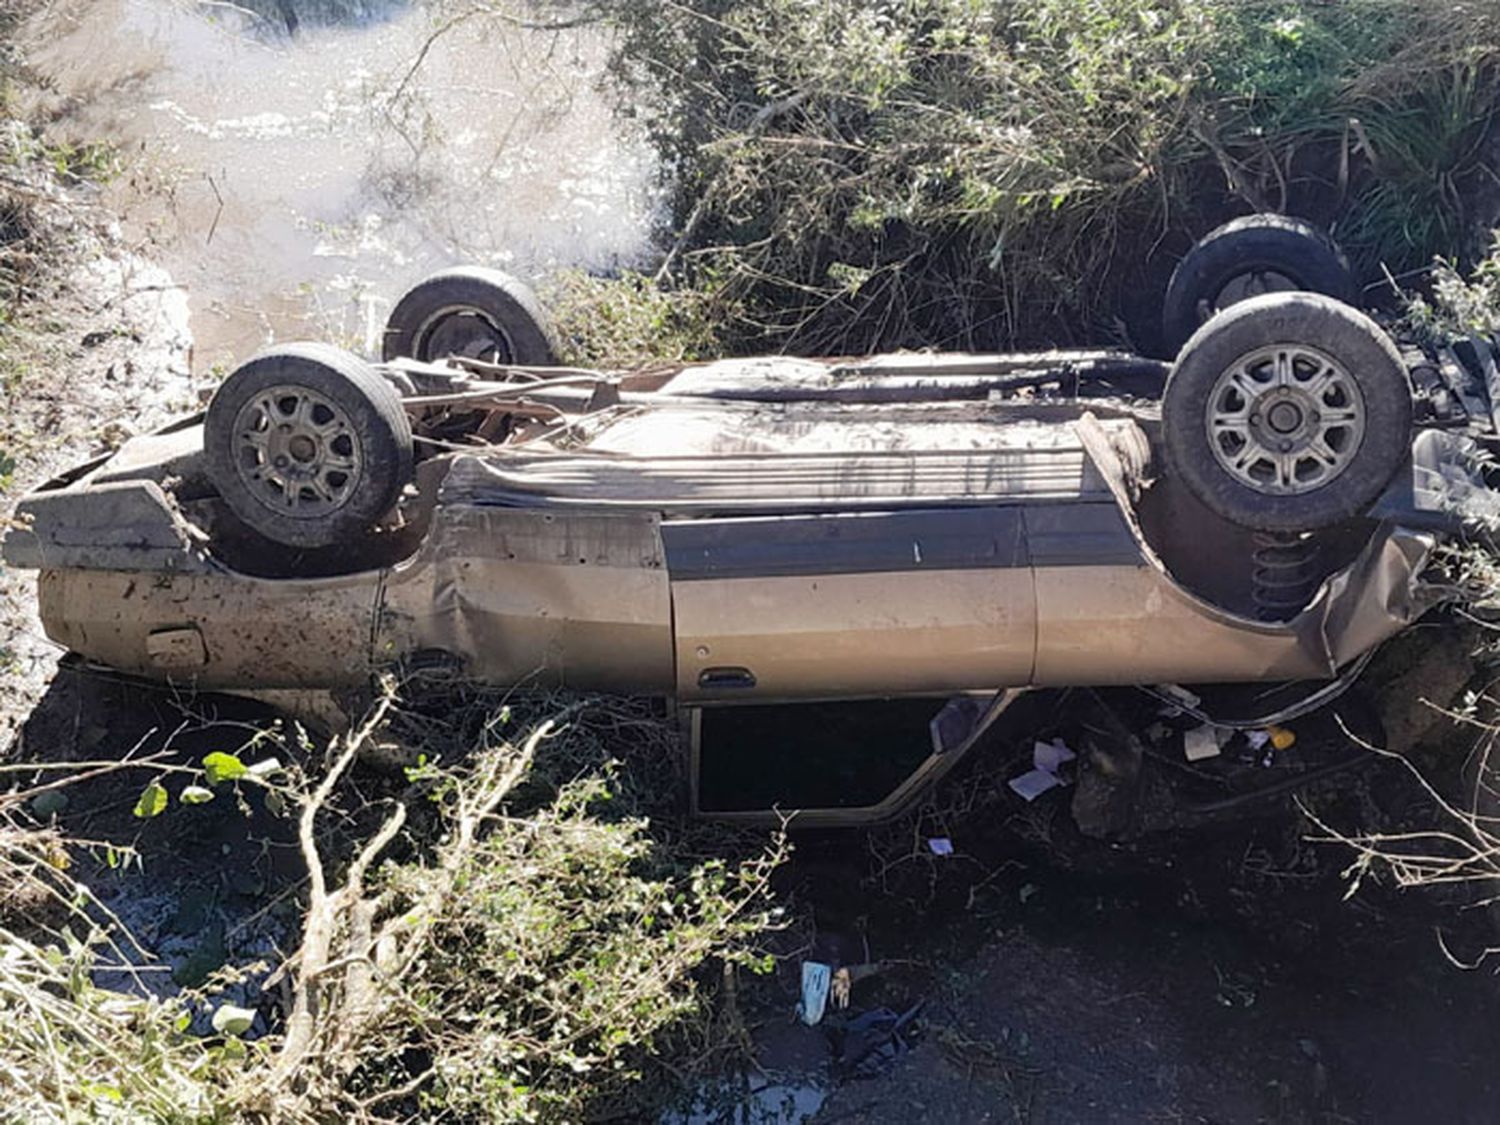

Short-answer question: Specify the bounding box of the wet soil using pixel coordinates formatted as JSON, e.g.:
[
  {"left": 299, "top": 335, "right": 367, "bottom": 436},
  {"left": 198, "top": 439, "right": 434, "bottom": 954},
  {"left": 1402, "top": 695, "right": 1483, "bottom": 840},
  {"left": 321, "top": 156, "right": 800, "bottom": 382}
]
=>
[
  {"left": 722, "top": 698, "right": 1500, "bottom": 1125},
  {"left": 0, "top": 152, "right": 199, "bottom": 736}
]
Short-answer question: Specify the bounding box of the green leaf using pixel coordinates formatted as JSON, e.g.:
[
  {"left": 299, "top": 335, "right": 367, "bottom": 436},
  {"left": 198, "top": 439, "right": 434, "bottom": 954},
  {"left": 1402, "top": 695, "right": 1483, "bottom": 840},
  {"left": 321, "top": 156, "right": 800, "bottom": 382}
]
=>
[
  {"left": 211, "top": 1003, "right": 256, "bottom": 1037},
  {"left": 132, "top": 782, "right": 168, "bottom": 819},
  {"left": 81, "top": 1082, "right": 123, "bottom": 1104},
  {"left": 203, "top": 752, "right": 248, "bottom": 785},
  {"left": 179, "top": 785, "right": 216, "bottom": 805}
]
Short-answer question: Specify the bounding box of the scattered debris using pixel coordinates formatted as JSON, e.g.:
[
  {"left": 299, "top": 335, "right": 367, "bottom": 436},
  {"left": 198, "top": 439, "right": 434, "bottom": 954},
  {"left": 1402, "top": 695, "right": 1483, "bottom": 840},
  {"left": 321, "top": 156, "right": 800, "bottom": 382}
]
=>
[
  {"left": 1010, "top": 768, "right": 1065, "bottom": 802},
  {"left": 835, "top": 1002, "right": 924, "bottom": 1078},
  {"left": 1009, "top": 737, "right": 1076, "bottom": 802},
  {"left": 927, "top": 836, "right": 954, "bottom": 856},
  {"left": 1183, "top": 725, "right": 1228, "bottom": 762},
  {"left": 1154, "top": 684, "right": 1203, "bottom": 718},
  {"left": 1033, "top": 738, "right": 1075, "bottom": 774},
  {"left": 798, "top": 961, "right": 833, "bottom": 1027}
]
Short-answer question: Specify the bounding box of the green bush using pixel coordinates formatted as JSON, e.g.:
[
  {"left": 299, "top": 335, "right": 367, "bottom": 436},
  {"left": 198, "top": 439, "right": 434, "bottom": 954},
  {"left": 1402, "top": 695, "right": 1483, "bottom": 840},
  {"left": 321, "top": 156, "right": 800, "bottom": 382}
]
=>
[
  {"left": 544, "top": 268, "right": 722, "bottom": 367},
  {"left": 586, "top": 0, "right": 1500, "bottom": 354},
  {"left": 0, "top": 694, "right": 783, "bottom": 1124}
]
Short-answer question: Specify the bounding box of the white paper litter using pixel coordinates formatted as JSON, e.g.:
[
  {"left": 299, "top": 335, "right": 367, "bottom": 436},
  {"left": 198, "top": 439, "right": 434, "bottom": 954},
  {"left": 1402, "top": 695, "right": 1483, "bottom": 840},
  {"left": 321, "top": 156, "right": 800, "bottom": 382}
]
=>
[
  {"left": 1183, "top": 725, "right": 1225, "bottom": 762},
  {"left": 1032, "top": 738, "right": 1076, "bottom": 773},
  {"left": 797, "top": 961, "right": 833, "bottom": 1026},
  {"left": 927, "top": 837, "right": 954, "bottom": 856},
  {"left": 1009, "top": 737, "right": 1078, "bottom": 802},
  {"left": 1246, "top": 730, "right": 1272, "bottom": 750},
  {"left": 1009, "top": 769, "right": 1064, "bottom": 801}
]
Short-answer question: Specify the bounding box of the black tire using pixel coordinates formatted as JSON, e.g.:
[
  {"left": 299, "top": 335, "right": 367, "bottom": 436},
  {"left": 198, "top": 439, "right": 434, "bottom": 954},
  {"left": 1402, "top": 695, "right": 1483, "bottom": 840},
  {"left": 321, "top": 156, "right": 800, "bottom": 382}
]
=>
[
  {"left": 382, "top": 266, "right": 560, "bottom": 365},
  {"left": 205, "top": 342, "right": 414, "bottom": 549},
  {"left": 1162, "top": 293, "right": 1411, "bottom": 532},
  {"left": 1162, "top": 214, "right": 1357, "bottom": 356}
]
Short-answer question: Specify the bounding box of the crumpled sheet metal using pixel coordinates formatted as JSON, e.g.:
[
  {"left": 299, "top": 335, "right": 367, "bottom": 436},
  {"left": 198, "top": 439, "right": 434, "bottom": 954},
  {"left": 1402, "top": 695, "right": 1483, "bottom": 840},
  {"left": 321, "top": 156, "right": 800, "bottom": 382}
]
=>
[
  {"left": 22, "top": 416, "right": 1452, "bottom": 696},
  {"left": 1074, "top": 413, "right": 1440, "bottom": 681},
  {"left": 378, "top": 504, "right": 674, "bottom": 694},
  {"left": 34, "top": 498, "right": 675, "bottom": 694}
]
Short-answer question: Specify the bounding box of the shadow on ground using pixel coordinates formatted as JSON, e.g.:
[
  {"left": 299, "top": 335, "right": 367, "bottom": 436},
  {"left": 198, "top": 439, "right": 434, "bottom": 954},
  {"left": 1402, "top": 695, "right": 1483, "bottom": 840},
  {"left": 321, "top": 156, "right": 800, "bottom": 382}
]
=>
[{"left": 727, "top": 714, "right": 1500, "bottom": 1125}]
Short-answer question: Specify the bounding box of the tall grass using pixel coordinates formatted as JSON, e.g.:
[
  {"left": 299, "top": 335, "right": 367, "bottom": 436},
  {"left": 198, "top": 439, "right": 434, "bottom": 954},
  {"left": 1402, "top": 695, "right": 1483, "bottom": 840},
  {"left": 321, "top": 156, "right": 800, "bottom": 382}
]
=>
[{"left": 575, "top": 0, "right": 1500, "bottom": 356}]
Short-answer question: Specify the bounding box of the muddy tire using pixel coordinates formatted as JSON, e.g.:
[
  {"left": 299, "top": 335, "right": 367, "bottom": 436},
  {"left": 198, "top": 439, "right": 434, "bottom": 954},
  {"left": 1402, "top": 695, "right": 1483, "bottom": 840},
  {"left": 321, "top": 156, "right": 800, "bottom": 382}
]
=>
[
  {"left": 1162, "top": 293, "right": 1411, "bottom": 532},
  {"left": 205, "top": 343, "right": 413, "bottom": 549},
  {"left": 1162, "top": 214, "right": 1357, "bottom": 356},
  {"left": 382, "top": 266, "right": 560, "bottom": 366}
]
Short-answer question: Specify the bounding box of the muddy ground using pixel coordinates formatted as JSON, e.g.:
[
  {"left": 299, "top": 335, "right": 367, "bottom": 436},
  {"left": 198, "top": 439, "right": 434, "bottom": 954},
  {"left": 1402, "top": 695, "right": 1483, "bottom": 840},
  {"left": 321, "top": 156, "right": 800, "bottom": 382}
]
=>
[
  {"left": 3, "top": 5, "right": 1500, "bottom": 1124},
  {"left": 14, "top": 657, "right": 1500, "bottom": 1124}
]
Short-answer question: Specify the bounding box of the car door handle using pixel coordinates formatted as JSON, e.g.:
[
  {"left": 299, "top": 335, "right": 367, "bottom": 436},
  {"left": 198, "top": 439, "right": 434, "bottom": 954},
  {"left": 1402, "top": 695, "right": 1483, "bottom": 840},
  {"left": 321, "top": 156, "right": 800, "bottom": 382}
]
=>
[{"left": 697, "top": 666, "right": 757, "bottom": 691}]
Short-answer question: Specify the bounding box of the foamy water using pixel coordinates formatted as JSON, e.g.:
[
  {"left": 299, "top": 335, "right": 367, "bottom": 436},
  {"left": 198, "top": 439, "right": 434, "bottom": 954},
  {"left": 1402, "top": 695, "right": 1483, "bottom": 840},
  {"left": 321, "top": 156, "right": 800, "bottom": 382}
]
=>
[{"left": 24, "top": 0, "right": 659, "bottom": 365}]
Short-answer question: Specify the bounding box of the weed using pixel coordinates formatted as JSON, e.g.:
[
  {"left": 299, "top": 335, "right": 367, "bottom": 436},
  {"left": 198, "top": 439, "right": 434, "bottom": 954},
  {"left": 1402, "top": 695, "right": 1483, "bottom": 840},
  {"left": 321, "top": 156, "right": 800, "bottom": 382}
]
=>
[
  {"left": 0, "top": 688, "right": 784, "bottom": 1123},
  {"left": 1406, "top": 231, "right": 1500, "bottom": 340},
  {"left": 544, "top": 268, "right": 723, "bottom": 367},
  {"left": 555, "top": 0, "right": 1500, "bottom": 355}
]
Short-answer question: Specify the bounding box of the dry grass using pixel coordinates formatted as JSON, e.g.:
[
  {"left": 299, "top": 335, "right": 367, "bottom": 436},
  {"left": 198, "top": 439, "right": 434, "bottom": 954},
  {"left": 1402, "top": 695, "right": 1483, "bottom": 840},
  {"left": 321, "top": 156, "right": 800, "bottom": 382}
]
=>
[{"left": 0, "top": 685, "right": 786, "bottom": 1123}]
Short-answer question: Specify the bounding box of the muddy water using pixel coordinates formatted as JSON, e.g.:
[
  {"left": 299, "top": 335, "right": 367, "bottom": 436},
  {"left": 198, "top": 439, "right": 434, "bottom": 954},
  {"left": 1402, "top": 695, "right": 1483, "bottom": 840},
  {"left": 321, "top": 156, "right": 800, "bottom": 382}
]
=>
[{"left": 23, "top": 0, "right": 658, "bottom": 366}]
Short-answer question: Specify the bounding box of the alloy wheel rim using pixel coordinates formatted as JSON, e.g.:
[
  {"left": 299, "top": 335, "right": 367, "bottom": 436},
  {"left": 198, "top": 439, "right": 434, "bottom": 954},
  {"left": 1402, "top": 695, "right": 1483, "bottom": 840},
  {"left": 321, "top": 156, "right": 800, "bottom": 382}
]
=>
[
  {"left": 416, "top": 306, "right": 516, "bottom": 363},
  {"left": 1204, "top": 343, "right": 1366, "bottom": 496},
  {"left": 232, "top": 384, "right": 364, "bottom": 517}
]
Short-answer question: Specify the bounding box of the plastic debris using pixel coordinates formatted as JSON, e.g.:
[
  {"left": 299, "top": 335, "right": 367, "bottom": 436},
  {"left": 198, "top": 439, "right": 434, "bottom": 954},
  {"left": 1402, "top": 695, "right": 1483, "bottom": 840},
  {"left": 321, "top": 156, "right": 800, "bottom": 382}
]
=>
[
  {"left": 1268, "top": 725, "right": 1296, "bottom": 751},
  {"left": 1154, "top": 683, "right": 1203, "bottom": 717},
  {"left": 797, "top": 961, "right": 833, "bottom": 1026},
  {"left": 1183, "top": 725, "right": 1226, "bottom": 762},
  {"left": 836, "top": 1001, "right": 925, "bottom": 1078},
  {"left": 1246, "top": 730, "right": 1272, "bottom": 751},
  {"left": 831, "top": 967, "right": 852, "bottom": 1010},
  {"left": 1009, "top": 737, "right": 1076, "bottom": 802},
  {"left": 927, "top": 837, "right": 954, "bottom": 856}
]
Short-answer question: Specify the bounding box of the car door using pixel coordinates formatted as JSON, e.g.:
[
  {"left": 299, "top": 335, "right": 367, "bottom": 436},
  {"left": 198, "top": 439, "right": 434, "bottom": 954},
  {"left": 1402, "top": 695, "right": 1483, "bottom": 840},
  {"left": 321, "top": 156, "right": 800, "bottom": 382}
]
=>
[{"left": 665, "top": 507, "right": 1036, "bottom": 702}]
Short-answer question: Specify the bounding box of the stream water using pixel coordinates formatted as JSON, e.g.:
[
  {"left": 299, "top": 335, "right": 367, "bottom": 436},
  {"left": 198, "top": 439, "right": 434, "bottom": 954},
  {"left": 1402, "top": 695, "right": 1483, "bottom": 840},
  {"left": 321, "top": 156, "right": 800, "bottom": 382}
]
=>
[{"left": 22, "top": 0, "right": 658, "bottom": 366}]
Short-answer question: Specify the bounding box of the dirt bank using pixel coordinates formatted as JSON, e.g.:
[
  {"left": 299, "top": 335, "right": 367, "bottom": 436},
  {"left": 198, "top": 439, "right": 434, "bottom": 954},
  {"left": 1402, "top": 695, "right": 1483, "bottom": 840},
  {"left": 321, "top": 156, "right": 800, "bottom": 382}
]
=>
[{"left": 0, "top": 125, "right": 198, "bottom": 739}]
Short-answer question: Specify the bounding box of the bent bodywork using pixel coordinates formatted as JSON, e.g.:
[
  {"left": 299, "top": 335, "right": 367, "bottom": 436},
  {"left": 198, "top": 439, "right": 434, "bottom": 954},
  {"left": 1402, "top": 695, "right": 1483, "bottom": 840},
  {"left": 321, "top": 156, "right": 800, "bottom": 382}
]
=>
[{"left": 6, "top": 356, "right": 1452, "bottom": 699}]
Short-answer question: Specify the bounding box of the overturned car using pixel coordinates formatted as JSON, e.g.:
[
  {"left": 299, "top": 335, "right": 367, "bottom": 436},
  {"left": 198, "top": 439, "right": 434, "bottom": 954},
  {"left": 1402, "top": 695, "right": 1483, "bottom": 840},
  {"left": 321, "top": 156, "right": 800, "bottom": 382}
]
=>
[{"left": 7, "top": 217, "right": 1499, "bottom": 826}]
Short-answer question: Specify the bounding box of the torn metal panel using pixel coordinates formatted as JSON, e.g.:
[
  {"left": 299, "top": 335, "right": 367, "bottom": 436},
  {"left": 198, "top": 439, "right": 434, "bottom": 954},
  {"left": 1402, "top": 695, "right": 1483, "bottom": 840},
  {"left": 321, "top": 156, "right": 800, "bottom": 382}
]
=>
[
  {"left": 1369, "top": 428, "right": 1500, "bottom": 529},
  {"left": 379, "top": 505, "right": 674, "bottom": 694},
  {"left": 6, "top": 480, "right": 211, "bottom": 573},
  {"left": 1073, "top": 412, "right": 1437, "bottom": 682}
]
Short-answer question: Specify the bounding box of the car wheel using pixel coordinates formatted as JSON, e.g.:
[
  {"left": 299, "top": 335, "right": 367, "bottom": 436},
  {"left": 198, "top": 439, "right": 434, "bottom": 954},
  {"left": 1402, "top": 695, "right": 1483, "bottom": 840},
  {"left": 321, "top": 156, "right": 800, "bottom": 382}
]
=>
[
  {"left": 382, "top": 265, "right": 560, "bottom": 365},
  {"left": 205, "top": 343, "right": 414, "bottom": 549},
  {"left": 1162, "top": 214, "right": 1357, "bottom": 356},
  {"left": 1162, "top": 293, "right": 1412, "bottom": 532}
]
